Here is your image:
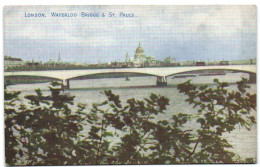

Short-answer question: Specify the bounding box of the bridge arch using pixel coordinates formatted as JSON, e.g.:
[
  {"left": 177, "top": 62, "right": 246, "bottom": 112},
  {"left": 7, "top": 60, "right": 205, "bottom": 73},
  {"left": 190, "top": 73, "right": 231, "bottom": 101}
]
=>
[
  {"left": 63, "top": 71, "right": 159, "bottom": 89},
  {"left": 166, "top": 68, "right": 256, "bottom": 84},
  {"left": 166, "top": 68, "right": 256, "bottom": 76},
  {"left": 66, "top": 71, "right": 158, "bottom": 80},
  {"left": 4, "top": 75, "right": 61, "bottom": 85}
]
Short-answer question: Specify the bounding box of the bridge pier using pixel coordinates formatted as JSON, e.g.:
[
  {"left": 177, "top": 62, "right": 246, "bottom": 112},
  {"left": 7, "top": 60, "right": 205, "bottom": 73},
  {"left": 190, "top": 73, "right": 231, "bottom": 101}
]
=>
[
  {"left": 248, "top": 73, "right": 256, "bottom": 83},
  {"left": 157, "top": 76, "right": 167, "bottom": 86},
  {"left": 62, "top": 79, "right": 70, "bottom": 89}
]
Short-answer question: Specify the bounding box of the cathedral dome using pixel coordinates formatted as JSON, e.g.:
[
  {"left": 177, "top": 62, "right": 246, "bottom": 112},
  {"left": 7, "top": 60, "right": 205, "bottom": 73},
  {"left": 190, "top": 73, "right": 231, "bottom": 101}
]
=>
[
  {"left": 134, "top": 42, "right": 146, "bottom": 64},
  {"left": 135, "top": 42, "right": 144, "bottom": 53}
]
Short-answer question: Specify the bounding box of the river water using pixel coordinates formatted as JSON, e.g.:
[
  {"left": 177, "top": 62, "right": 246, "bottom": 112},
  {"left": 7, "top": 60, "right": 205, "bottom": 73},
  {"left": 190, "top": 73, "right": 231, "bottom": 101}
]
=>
[{"left": 7, "top": 72, "right": 257, "bottom": 160}]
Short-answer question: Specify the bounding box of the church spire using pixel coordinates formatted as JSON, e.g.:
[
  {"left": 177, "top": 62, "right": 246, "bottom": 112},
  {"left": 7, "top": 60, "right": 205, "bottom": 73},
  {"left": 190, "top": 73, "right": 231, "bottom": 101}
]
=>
[
  {"left": 139, "top": 42, "right": 141, "bottom": 47},
  {"left": 125, "top": 52, "right": 129, "bottom": 62},
  {"left": 57, "top": 50, "right": 62, "bottom": 64},
  {"left": 58, "top": 50, "right": 61, "bottom": 63}
]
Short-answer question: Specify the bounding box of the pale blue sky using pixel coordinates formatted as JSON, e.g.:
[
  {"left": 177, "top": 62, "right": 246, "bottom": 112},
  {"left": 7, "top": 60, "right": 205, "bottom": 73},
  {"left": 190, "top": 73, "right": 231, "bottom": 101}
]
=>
[{"left": 4, "top": 5, "right": 256, "bottom": 63}]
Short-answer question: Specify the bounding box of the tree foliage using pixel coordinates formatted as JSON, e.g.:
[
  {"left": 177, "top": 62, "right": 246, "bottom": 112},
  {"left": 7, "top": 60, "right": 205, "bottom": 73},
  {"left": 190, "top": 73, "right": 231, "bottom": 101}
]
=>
[{"left": 4, "top": 79, "right": 256, "bottom": 165}]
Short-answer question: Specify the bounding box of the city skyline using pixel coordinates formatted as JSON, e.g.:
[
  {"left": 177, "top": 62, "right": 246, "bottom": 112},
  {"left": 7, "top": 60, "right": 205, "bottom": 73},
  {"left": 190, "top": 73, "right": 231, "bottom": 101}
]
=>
[{"left": 4, "top": 5, "right": 256, "bottom": 64}]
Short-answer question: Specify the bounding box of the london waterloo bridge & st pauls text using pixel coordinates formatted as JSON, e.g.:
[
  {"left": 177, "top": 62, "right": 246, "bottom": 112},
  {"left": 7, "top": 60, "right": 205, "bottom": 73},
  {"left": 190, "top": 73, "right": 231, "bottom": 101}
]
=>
[{"left": 24, "top": 12, "right": 136, "bottom": 18}]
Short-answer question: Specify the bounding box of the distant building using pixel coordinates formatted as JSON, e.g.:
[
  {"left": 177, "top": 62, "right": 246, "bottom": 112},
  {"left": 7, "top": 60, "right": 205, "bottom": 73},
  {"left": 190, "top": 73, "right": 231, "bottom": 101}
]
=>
[
  {"left": 44, "top": 57, "right": 55, "bottom": 66},
  {"left": 125, "top": 53, "right": 130, "bottom": 62},
  {"left": 25, "top": 58, "right": 42, "bottom": 67},
  {"left": 249, "top": 59, "right": 256, "bottom": 64},
  {"left": 145, "top": 56, "right": 157, "bottom": 66},
  {"left": 57, "top": 51, "right": 62, "bottom": 65},
  {"left": 111, "top": 61, "right": 124, "bottom": 68},
  {"left": 75, "top": 62, "right": 85, "bottom": 66},
  {"left": 179, "top": 60, "right": 195, "bottom": 66},
  {"left": 134, "top": 42, "right": 146, "bottom": 67},
  {"left": 164, "top": 56, "right": 176, "bottom": 64},
  {"left": 132, "top": 42, "right": 160, "bottom": 67},
  {"left": 195, "top": 62, "right": 206, "bottom": 66},
  {"left": 123, "top": 42, "right": 180, "bottom": 67},
  {"left": 123, "top": 53, "right": 135, "bottom": 67},
  {"left": 44, "top": 51, "right": 68, "bottom": 67},
  {"left": 219, "top": 61, "right": 229, "bottom": 65},
  {"left": 4, "top": 56, "right": 23, "bottom": 69},
  {"left": 162, "top": 56, "right": 179, "bottom": 66},
  {"left": 26, "top": 62, "right": 40, "bottom": 67}
]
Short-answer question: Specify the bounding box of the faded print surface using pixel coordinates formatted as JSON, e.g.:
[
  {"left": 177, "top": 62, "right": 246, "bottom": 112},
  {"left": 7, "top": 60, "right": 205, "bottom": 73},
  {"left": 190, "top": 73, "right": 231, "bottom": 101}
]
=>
[
  {"left": 4, "top": 6, "right": 256, "bottom": 63},
  {"left": 4, "top": 6, "right": 257, "bottom": 165}
]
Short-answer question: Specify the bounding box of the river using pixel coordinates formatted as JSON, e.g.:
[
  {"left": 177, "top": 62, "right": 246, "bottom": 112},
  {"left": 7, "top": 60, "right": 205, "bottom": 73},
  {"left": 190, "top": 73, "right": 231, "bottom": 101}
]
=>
[{"left": 6, "top": 72, "right": 257, "bottom": 160}]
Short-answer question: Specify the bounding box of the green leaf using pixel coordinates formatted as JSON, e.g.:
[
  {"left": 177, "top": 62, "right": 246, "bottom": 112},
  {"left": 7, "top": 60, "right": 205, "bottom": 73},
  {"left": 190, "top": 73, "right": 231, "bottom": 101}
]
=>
[{"left": 196, "top": 118, "right": 205, "bottom": 126}]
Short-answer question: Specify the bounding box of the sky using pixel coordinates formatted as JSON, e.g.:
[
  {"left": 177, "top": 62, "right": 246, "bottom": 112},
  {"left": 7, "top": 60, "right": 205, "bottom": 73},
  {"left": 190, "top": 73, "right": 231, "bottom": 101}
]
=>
[{"left": 4, "top": 5, "right": 256, "bottom": 64}]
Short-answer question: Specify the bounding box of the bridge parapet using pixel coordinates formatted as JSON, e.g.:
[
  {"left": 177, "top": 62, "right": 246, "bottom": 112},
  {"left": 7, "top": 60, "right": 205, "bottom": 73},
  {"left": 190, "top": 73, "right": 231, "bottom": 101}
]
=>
[{"left": 4, "top": 65, "right": 257, "bottom": 87}]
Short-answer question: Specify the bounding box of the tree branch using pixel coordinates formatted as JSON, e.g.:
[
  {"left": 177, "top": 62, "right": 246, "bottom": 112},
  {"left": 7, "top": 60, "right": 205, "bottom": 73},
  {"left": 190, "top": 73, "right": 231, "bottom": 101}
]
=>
[
  {"left": 184, "top": 123, "right": 209, "bottom": 162},
  {"left": 96, "top": 118, "right": 104, "bottom": 164}
]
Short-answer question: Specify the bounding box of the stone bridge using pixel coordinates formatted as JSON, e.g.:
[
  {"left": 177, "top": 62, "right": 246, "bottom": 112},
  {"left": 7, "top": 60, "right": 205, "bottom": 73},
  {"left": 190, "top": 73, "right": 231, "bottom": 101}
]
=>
[{"left": 4, "top": 65, "right": 256, "bottom": 89}]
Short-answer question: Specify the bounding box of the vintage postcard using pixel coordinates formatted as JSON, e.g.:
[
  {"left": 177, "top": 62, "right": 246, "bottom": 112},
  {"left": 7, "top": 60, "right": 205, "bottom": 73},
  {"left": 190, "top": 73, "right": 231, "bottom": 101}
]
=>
[{"left": 4, "top": 5, "right": 256, "bottom": 165}]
